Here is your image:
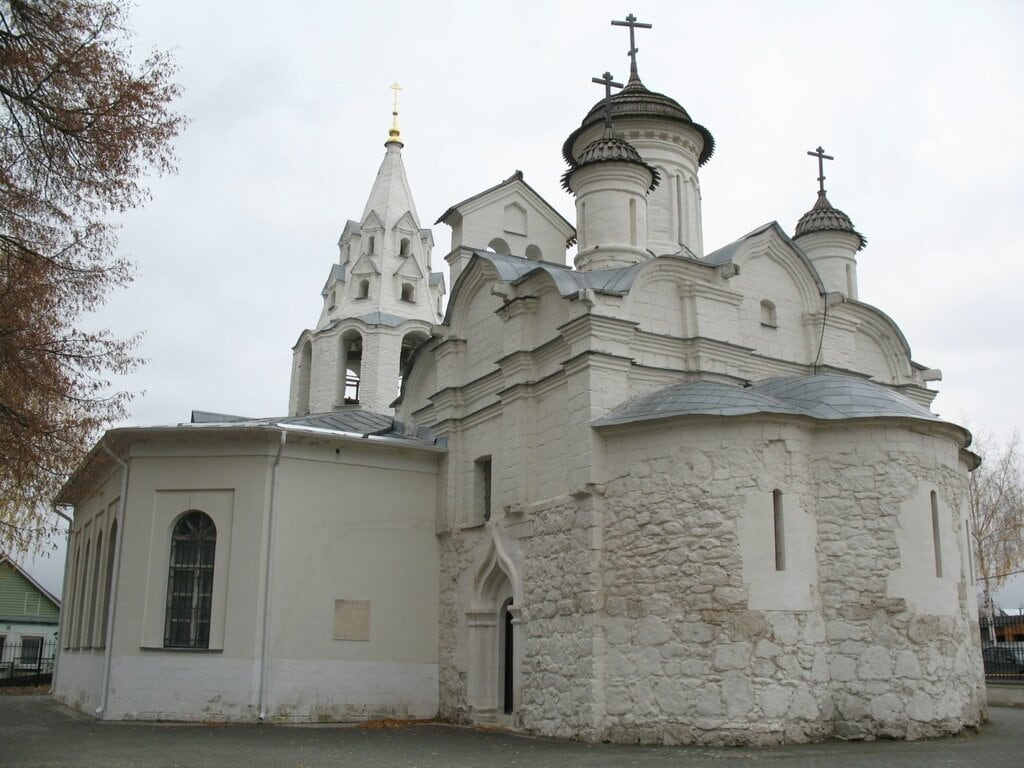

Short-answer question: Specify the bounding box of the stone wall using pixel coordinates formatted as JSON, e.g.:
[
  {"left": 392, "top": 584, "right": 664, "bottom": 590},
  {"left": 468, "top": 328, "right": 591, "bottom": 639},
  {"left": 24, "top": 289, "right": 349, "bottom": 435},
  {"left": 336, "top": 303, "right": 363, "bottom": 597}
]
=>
[{"left": 437, "top": 417, "right": 985, "bottom": 745}]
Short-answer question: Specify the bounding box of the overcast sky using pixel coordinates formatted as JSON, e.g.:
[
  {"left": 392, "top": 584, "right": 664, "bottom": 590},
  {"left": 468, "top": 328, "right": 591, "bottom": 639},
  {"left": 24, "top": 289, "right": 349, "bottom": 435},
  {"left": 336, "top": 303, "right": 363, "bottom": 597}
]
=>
[{"left": 18, "top": 0, "right": 1024, "bottom": 605}]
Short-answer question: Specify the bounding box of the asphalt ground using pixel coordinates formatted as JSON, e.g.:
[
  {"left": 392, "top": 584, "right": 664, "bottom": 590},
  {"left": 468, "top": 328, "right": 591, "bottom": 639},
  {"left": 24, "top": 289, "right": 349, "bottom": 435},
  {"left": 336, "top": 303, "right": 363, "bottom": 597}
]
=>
[{"left": 2, "top": 692, "right": 1023, "bottom": 768}]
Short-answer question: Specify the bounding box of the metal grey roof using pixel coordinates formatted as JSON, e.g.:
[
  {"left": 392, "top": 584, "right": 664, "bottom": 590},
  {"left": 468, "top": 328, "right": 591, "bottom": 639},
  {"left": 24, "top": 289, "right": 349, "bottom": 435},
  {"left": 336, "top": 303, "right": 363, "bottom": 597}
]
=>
[
  {"left": 191, "top": 410, "right": 255, "bottom": 424},
  {"left": 354, "top": 311, "right": 406, "bottom": 327},
  {"left": 182, "top": 409, "right": 443, "bottom": 448},
  {"left": 594, "top": 374, "right": 937, "bottom": 428},
  {"left": 321, "top": 263, "right": 346, "bottom": 294},
  {"left": 469, "top": 251, "right": 645, "bottom": 297},
  {"left": 283, "top": 410, "right": 394, "bottom": 434}
]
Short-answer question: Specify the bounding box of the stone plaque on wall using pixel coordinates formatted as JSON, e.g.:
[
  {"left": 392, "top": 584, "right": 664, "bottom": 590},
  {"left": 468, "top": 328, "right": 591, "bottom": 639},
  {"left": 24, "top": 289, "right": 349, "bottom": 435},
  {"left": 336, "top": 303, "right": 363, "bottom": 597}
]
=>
[{"left": 333, "top": 599, "right": 371, "bottom": 641}]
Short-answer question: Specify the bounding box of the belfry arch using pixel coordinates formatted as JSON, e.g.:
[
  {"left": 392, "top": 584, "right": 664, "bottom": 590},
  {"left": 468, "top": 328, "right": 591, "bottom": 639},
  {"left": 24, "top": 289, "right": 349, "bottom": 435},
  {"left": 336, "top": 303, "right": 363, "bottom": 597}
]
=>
[{"left": 466, "top": 527, "right": 522, "bottom": 720}]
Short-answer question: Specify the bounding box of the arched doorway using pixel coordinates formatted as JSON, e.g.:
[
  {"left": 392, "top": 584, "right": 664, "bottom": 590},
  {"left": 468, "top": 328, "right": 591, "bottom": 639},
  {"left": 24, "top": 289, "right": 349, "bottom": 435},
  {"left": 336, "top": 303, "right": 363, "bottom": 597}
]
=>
[
  {"left": 501, "top": 597, "right": 514, "bottom": 715},
  {"left": 467, "top": 531, "right": 522, "bottom": 721}
]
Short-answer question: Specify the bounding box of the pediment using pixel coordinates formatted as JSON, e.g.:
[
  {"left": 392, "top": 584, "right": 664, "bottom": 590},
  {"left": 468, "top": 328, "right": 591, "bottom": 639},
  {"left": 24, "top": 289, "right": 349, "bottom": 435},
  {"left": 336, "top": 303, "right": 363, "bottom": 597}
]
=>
[
  {"left": 393, "top": 211, "right": 418, "bottom": 233},
  {"left": 394, "top": 256, "right": 425, "bottom": 279},
  {"left": 350, "top": 254, "right": 381, "bottom": 276},
  {"left": 361, "top": 210, "right": 384, "bottom": 231}
]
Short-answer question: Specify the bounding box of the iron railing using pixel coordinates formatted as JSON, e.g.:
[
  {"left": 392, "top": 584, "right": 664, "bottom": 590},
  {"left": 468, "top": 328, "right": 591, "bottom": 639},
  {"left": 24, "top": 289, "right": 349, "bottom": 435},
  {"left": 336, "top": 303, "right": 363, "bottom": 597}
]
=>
[
  {"left": 0, "top": 637, "right": 57, "bottom": 687},
  {"left": 981, "top": 641, "right": 1024, "bottom": 684}
]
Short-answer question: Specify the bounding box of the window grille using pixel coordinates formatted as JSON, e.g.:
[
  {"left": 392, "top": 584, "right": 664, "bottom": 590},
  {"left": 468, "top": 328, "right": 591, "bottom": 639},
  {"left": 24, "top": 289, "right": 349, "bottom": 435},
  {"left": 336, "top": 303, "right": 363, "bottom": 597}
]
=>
[{"left": 164, "top": 511, "right": 216, "bottom": 648}]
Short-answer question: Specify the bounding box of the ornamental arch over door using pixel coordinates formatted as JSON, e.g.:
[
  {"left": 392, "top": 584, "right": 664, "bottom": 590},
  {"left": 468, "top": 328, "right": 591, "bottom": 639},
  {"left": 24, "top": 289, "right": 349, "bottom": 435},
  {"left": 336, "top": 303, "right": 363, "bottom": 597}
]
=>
[{"left": 466, "top": 527, "right": 522, "bottom": 721}]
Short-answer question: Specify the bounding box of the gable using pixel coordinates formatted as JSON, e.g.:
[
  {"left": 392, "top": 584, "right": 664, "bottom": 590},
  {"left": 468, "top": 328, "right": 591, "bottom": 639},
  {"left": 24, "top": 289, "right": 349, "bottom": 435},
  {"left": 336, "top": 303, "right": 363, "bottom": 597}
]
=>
[
  {"left": 0, "top": 558, "right": 60, "bottom": 619},
  {"left": 394, "top": 256, "right": 425, "bottom": 280},
  {"left": 350, "top": 254, "right": 381, "bottom": 276},
  {"left": 361, "top": 210, "right": 384, "bottom": 231},
  {"left": 393, "top": 211, "right": 418, "bottom": 234}
]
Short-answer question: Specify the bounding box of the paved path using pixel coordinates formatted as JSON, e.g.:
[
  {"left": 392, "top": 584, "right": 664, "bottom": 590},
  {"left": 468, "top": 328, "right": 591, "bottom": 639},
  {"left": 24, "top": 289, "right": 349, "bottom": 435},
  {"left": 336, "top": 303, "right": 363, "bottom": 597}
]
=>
[{"left": 2, "top": 694, "right": 1023, "bottom": 768}]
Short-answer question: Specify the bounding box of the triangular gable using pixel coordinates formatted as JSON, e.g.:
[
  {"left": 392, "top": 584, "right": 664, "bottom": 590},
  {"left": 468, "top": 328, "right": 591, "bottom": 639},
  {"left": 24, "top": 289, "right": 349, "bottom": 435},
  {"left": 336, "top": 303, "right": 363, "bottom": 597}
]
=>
[
  {"left": 339, "top": 220, "right": 361, "bottom": 240},
  {"left": 320, "top": 263, "right": 346, "bottom": 295},
  {"left": 0, "top": 555, "right": 61, "bottom": 610},
  {"left": 350, "top": 254, "right": 381, "bottom": 276},
  {"left": 436, "top": 171, "right": 576, "bottom": 242},
  {"left": 392, "top": 211, "right": 418, "bottom": 234},
  {"left": 394, "top": 257, "right": 425, "bottom": 280},
  {"left": 361, "top": 210, "right": 384, "bottom": 231}
]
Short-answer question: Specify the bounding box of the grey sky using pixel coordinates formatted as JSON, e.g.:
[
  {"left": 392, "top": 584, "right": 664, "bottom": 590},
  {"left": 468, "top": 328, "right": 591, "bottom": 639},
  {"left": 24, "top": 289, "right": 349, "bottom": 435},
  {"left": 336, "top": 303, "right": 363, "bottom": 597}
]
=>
[{"left": 18, "top": 0, "right": 1024, "bottom": 605}]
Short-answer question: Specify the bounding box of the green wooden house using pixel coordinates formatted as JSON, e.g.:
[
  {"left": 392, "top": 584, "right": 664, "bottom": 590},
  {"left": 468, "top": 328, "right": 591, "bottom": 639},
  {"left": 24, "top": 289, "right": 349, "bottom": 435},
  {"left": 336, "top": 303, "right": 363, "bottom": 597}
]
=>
[{"left": 1, "top": 555, "right": 61, "bottom": 677}]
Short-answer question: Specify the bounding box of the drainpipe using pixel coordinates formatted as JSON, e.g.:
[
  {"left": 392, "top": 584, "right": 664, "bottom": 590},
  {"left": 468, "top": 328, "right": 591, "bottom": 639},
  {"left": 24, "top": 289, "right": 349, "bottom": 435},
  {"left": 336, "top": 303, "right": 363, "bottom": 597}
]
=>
[
  {"left": 96, "top": 441, "right": 130, "bottom": 718},
  {"left": 257, "top": 430, "right": 287, "bottom": 720},
  {"left": 48, "top": 504, "right": 74, "bottom": 695}
]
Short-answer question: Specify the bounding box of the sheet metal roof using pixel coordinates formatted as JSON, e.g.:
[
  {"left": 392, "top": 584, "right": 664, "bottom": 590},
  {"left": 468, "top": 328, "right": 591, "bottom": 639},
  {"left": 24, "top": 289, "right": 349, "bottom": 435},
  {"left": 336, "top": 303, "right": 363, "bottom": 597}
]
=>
[{"left": 595, "top": 374, "right": 937, "bottom": 428}]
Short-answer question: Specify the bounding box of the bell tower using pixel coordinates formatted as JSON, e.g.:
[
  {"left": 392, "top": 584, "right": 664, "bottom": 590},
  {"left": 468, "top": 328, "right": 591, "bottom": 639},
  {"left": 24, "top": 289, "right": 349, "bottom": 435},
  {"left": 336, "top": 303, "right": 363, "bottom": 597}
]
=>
[{"left": 288, "top": 86, "right": 446, "bottom": 416}]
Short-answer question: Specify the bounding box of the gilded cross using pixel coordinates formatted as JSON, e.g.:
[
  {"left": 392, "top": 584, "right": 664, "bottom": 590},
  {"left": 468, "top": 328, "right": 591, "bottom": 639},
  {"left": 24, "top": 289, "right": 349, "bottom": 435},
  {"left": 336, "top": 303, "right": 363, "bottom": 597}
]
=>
[
  {"left": 592, "top": 71, "right": 623, "bottom": 128},
  {"left": 611, "top": 13, "right": 653, "bottom": 80},
  {"left": 388, "top": 82, "right": 403, "bottom": 143},
  {"left": 807, "top": 146, "right": 834, "bottom": 194},
  {"left": 390, "top": 82, "right": 402, "bottom": 115}
]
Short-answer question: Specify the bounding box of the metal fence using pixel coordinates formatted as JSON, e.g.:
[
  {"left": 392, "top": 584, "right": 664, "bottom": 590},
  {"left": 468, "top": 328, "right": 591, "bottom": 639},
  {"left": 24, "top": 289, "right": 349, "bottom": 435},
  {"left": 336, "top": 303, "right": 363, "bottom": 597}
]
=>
[
  {"left": 981, "top": 641, "right": 1024, "bottom": 684},
  {"left": 0, "top": 637, "right": 57, "bottom": 687}
]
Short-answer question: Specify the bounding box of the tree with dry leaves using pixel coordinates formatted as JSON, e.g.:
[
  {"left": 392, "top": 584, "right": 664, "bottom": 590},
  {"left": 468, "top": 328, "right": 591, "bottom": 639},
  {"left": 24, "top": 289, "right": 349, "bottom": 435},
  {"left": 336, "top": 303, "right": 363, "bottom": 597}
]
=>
[
  {"left": 968, "top": 430, "right": 1024, "bottom": 637},
  {"left": 0, "top": 0, "right": 183, "bottom": 552}
]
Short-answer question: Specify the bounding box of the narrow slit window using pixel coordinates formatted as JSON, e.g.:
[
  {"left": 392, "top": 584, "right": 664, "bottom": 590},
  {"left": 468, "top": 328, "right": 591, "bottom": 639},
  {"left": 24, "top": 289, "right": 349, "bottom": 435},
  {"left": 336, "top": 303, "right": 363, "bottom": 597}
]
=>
[
  {"left": 931, "top": 491, "right": 943, "bottom": 578},
  {"left": 965, "top": 520, "right": 974, "bottom": 585},
  {"left": 475, "top": 456, "right": 492, "bottom": 523},
  {"left": 773, "top": 489, "right": 786, "bottom": 571}
]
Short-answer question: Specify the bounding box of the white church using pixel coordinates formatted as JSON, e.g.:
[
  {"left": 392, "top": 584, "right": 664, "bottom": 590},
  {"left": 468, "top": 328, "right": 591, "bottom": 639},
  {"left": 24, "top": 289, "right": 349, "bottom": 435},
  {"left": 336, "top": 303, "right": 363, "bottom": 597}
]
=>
[{"left": 53, "top": 18, "right": 986, "bottom": 746}]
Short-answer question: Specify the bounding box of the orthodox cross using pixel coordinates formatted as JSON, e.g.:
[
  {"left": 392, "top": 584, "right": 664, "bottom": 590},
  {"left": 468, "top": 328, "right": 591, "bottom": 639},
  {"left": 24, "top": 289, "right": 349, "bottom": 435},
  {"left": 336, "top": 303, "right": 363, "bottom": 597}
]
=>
[
  {"left": 611, "top": 13, "right": 652, "bottom": 81},
  {"left": 388, "top": 82, "right": 402, "bottom": 141},
  {"left": 592, "top": 71, "right": 623, "bottom": 129},
  {"left": 390, "top": 81, "right": 402, "bottom": 118},
  {"left": 807, "top": 145, "right": 834, "bottom": 194}
]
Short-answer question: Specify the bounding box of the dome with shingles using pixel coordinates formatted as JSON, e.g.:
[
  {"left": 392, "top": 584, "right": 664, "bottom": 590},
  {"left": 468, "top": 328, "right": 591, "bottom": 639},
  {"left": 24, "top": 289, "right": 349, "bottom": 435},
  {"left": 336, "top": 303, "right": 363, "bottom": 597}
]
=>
[
  {"left": 560, "top": 127, "right": 660, "bottom": 192},
  {"left": 562, "top": 78, "right": 715, "bottom": 168},
  {"left": 794, "top": 190, "right": 867, "bottom": 251}
]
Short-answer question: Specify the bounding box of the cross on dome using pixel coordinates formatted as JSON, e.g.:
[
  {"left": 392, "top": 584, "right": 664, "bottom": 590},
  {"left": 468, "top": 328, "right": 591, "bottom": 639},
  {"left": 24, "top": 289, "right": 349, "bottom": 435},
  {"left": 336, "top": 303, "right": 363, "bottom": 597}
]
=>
[
  {"left": 807, "top": 145, "right": 834, "bottom": 195},
  {"left": 387, "top": 81, "right": 403, "bottom": 145},
  {"left": 591, "top": 71, "right": 624, "bottom": 129},
  {"left": 611, "top": 13, "right": 652, "bottom": 85}
]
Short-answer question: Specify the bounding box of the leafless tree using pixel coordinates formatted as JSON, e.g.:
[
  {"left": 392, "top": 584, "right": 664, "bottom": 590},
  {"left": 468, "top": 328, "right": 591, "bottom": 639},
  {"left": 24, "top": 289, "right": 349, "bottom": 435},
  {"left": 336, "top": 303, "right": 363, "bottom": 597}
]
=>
[
  {"left": 968, "top": 430, "right": 1024, "bottom": 640},
  {"left": 0, "top": 0, "right": 183, "bottom": 552}
]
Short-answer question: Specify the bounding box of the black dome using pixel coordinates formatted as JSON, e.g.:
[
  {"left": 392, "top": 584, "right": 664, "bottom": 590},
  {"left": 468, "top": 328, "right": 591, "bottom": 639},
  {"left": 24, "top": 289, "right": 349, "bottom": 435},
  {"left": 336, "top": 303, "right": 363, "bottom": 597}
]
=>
[
  {"left": 560, "top": 129, "right": 660, "bottom": 192},
  {"left": 794, "top": 191, "right": 866, "bottom": 251},
  {"left": 562, "top": 79, "right": 715, "bottom": 168}
]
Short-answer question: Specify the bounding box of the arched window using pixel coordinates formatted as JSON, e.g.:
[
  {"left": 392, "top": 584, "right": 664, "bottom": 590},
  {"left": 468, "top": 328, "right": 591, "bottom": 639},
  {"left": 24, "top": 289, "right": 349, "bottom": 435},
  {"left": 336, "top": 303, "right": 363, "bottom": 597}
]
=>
[
  {"left": 87, "top": 531, "right": 103, "bottom": 646},
  {"left": 296, "top": 340, "right": 312, "bottom": 415},
  {"left": 100, "top": 520, "right": 117, "bottom": 644},
  {"left": 75, "top": 541, "right": 91, "bottom": 647},
  {"left": 367, "top": 234, "right": 376, "bottom": 254},
  {"left": 338, "top": 330, "right": 363, "bottom": 405},
  {"left": 358, "top": 279, "right": 370, "bottom": 299},
  {"left": 486, "top": 237, "right": 510, "bottom": 256},
  {"left": 401, "top": 282, "right": 415, "bottom": 302},
  {"left": 164, "top": 511, "right": 216, "bottom": 649},
  {"left": 399, "top": 237, "right": 411, "bottom": 257},
  {"left": 772, "top": 489, "right": 786, "bottom": 571},
  {"left": 760, "top": 299, "right": 777, "bottom": 328},
  {"left": 525, "top": 244, "right": 543, "bottom": 262}
]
